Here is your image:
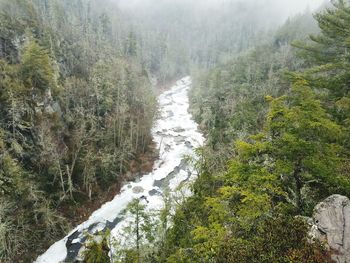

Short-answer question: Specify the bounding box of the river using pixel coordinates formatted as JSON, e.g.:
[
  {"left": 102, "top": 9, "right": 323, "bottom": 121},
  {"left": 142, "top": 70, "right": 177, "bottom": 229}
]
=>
[{"left": 34, "top": 76, "right": 204, "bottom": 262}]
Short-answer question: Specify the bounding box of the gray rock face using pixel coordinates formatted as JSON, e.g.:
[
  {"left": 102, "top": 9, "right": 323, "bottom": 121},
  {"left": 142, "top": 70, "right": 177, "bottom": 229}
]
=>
[{"left": 311, "top": 195, "right": 350, "bottom": 263}]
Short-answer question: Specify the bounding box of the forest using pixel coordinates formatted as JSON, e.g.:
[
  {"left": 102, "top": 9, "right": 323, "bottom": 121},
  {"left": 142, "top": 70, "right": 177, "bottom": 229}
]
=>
[{"left": 0, "top": 0, "right": 349, "bottom": 262}]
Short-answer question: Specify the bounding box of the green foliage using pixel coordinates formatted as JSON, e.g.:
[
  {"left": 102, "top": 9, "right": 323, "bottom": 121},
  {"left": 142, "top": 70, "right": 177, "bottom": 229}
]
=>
[
  {"left": 83, "top": 231, "right": 111, "bottom": 263},
  {"left": 292, "top": 0, "right": 350, "bottom": 111},
  {"left": 0, "top": 0, "right": 157, "bottom": 261},
  {"left": 162, "top": 7, "right": 350, "bottom": 261},
  {"left": 125, "top": 31, "right": 138, "bottom": 57},
  {"left": 189, "top": 10, "right": 318, "bottom": 168},
  {"left": 161, "top": 83, "right": 340, "bottom": 261},
  {"left": 292, "top": 0, "right": 350, "bottom": 185},
  {"left": 242, "top": 82, "right": 348, "bottom": 213},
  {"left": 189, "top": 42, "right": 302, "bottom": 172},
  {"left": 216, "top": 216, "right": 333, "bottom": 263},
  {"left": 0, "top": 130, "right": 68, "bottom": 262},
  {"left": 274, "top": 12, "right": 319, "bottom": 46},
  {"left": 292, "top": 0, "right": 350, "bottom": 154},
  {"left": 20, "top": 38, "right": 56, "bottom": 92},
  {"left": 114, "top": 198, "right": 158, "bottom": 263}
]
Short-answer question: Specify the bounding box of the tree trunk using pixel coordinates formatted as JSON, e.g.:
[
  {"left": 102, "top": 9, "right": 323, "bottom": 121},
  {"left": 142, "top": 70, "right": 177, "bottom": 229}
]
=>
[
  {"left": 293, "top": 160, "right": 303, "bottom": 213},
  {"left": 136, "top": 204, "right": 140, "bottom": 263}
]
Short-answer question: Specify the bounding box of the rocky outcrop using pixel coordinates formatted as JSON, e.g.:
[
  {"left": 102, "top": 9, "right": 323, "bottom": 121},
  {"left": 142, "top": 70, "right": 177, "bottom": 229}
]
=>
[{"left": 310, "top": 195, "right": 350, "bottom": 263}]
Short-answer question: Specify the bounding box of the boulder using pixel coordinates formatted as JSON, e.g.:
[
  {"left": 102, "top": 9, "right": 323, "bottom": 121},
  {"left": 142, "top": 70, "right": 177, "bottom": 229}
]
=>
[
  {"left": 172, "top": 127, "right": 186, "bottom": 133},
  {"left": 132, "top": 186, "right": 145, "bottom": 194},
  {"left": 311, "top": 195, "right": 350, "bottom": 263},
  {"left": 174, "top": 135, "right": 186, "bottom": 144}
]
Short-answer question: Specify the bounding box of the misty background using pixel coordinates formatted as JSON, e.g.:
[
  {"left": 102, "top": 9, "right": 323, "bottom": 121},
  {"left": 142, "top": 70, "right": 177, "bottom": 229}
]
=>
[
  {"left": 115, "top": 0, "right": 325, "bottom": 16},
  {"left": 106, "top": 0, "right": 326, "bottom": 83}
]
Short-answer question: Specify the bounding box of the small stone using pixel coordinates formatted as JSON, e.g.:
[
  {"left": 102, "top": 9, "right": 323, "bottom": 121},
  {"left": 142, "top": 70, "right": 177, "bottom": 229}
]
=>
[
  {"left": 132, "top": 186, "right": 144, "bottom": 194},
  {"left": 172, "top": 127, "right": 186, "bottom": 133},
  {"left": 185, "top": 141, "right": 193, "bottom": 148},
  {"left": 149, "top": 189, "right": 161, "bottom": 196},
  {"left": 174, "top": 135, "right": 186, "bottom": 144}
]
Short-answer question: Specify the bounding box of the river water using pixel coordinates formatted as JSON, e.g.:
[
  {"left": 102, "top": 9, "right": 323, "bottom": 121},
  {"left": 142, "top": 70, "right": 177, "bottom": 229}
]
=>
[{"left": 34, "top": 76, "right": 204, "bottom": 262}]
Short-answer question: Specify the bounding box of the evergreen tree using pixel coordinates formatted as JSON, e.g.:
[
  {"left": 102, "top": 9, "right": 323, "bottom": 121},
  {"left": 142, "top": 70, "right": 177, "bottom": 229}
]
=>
[
  {"left": 20, "top": 38, "right": 56, "bottom": 94},
  {"left": 293, "top": 0, "right": 350, "bottom": 184},
  {"left": 238, "top": 81, "right": 348, "bottom": 213},
  {"left": 83, "top": 231, "right": 111, "bottom": 263},
  {"left": 294, "top": 0, "right": 350, "bottom": 97},
  {"left": 116, "top": 198, "right": 157, "bottom": 263}
]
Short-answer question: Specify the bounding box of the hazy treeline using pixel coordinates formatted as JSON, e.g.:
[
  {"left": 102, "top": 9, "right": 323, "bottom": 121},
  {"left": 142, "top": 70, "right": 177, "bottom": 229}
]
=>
[{"left": 115, "top": 0, "right": 323, "bottom": 83}]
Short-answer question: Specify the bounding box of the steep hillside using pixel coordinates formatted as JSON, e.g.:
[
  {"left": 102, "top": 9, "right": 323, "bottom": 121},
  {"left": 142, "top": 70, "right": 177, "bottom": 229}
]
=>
[{"left": 0, "top": 0, "right": 156, "bottom": 261}]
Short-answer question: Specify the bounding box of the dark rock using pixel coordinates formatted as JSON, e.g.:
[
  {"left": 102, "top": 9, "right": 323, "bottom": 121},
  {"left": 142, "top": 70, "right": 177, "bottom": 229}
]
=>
[
  {"left": 149, "top": 189, "right": 162, "bottom": 196},
  {"left": 66, "top": 230, "right": 81, "bottom": 249},
  {"left": 172, "top": 127, "right": 186, "bottom": 133},
  {"left": 132, "top": 186, "right": 145, "bottom": 194},
  {"left": 174, "top": 135, "right": 186, "bottom": 144},
  {"left": 105, "top": 217, "right": 122, "bottom": 231},
  {"left": 166, "top": 111, "right": 174, "bottom": 117},
  {"left": 153, "top": 159, "right": 188, "bottom": 189},
  {"left": 185, "top": 141, "right": 193, "bottom": 148}
]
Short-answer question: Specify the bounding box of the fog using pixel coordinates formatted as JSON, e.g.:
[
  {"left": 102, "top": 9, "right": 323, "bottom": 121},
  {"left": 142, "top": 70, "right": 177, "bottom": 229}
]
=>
[
  {"left": 104, "top": 0, "right": 328, "bottom": 80},
  {"left": 115, "top": 0, "right": 326, "bottom": 17},
  {"left": 112, "top": 0, "right": 327, "bottom": 35},
  {"left": 271, "top": 0, "right": 327, "bottom": 15}
]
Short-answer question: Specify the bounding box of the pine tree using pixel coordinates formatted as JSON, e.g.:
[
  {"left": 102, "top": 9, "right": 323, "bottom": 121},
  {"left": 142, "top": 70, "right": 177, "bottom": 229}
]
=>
[
  {"left": 20, "top": 38, "right": 56, "bottom": 94},
  {"left": 238, "top": 80, "right": 349, "bottom": 213},
  {"left": 83, "top": 231, "right": 111, "bottom": 263},
  {"left": 117, "top": 198, "right": 156, "bottom": 263},
  {"left": 293, "top": 0, "right": 350, "bottom": 116},
  {"left": 287, "top": 0, "right": 350, "bottom": 197}
]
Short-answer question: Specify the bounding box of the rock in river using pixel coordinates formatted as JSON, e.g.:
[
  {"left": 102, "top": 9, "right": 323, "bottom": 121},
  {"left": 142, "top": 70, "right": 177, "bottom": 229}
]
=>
[{"left": 132, "top": 186, "right": 145, "bottom": 194}]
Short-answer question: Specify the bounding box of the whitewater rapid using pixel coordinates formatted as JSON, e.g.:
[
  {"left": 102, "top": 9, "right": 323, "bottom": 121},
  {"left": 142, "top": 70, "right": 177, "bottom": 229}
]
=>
[{"left": 34, "top": 77, "right": 204, "bottom": 262}]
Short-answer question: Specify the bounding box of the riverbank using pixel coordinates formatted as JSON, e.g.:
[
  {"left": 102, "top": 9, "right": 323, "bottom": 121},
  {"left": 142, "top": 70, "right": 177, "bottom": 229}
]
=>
[
  {"left": 59, "top": 142, "right": 159, "bottom": 226},
  {"left": 24, "top": 143, "right": 159, "bottom": 262},
  {"left": 34, "top": 77, "right": 204, "bottom": 263}
]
